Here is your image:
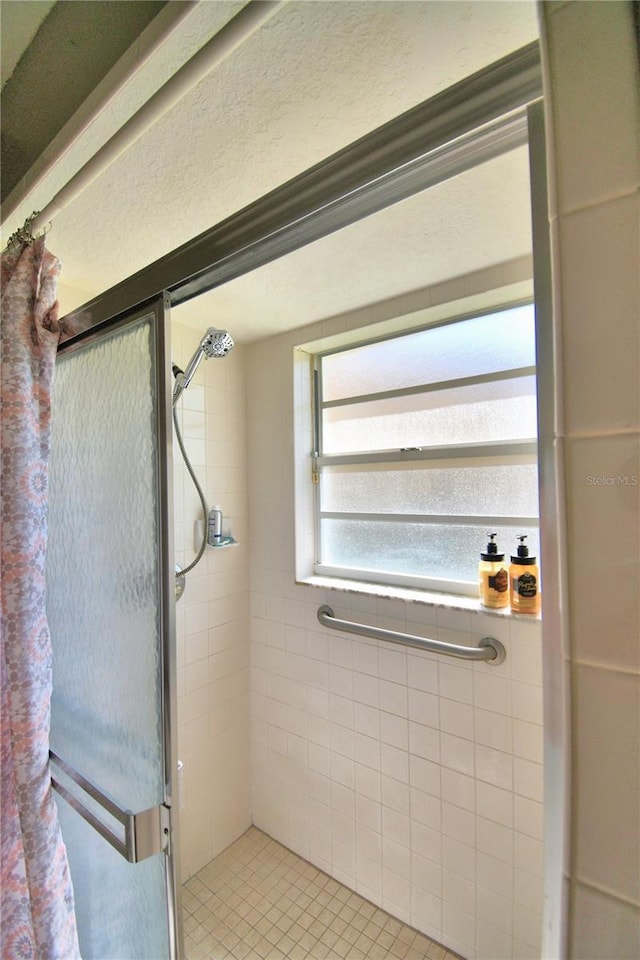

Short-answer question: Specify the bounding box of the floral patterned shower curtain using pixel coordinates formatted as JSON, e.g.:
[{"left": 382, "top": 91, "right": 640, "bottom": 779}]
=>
[{"left": 1, "top": 236, "right": 80, "bottom": 959}]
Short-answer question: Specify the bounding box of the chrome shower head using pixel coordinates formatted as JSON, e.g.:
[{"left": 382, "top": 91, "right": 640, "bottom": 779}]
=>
[
  {"left": 201, "top": 328, "right": 234, "bottom": 358},
  {"left": 172, "top": 327, "right": 235, "bottom": 404}
]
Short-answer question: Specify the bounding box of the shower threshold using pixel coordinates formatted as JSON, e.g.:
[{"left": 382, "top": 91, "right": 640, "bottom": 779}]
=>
[{"left": 182, "top": 827, "right": 463, "bottom": 960}]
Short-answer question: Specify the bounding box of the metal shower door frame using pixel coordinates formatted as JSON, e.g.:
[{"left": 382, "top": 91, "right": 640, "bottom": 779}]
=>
[{"left": 52, "top": 292, "right": 183, "bottom": 960}]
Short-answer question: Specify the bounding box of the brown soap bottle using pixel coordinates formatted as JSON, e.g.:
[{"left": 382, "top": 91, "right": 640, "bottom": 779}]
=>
[{"left": 509, "top": 535, "right": 540, "bottom": 614}]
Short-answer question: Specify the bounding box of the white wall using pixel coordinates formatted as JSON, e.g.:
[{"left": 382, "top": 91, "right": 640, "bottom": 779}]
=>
[
  {"left": 172, "top": 319, "right": 251, "bottom": 881},
  {"left": 540, "top": 2, "right": 640, "bottom": 956},
  {"left": 246, "top": 264, "right": 545, "bottom": 960}
]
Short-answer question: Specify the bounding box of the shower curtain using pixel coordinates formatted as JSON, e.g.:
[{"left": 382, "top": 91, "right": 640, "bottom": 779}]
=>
[{"left": 1, "top": 237, "right": 80, "bottom": 959}]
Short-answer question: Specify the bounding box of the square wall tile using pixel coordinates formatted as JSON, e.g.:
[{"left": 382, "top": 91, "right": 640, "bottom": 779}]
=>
[
  {"left": 476, "top": 852, "right": 513, "bottom": 901},
  {"left": 476, "top": 885, "right": 512, "bottom": 936},
  {"left": 514, "top": 796, "right": 543, "bottom": 841},
  {"left": 514, "top": 833, "right": 543, "bottom": 879},
  {"left": 476, "top": 781, "right": 513, "bottom": 829},
  {"left": 475, "top": 706, "right": 513, "bottom": 753},
  {"left": 409, "top": 721, "right": 440, "bottom": 763},
  {"left": 514, "top": 868, "right": 544, "bottom": 916},
  {"left": 442, "top": 803, "right": 475, "bottom": 846},
  {"left": 411, "top": 884, "right": 442, "bottom": 941},
  {"left": 443, "top": 869, "right": 475, "bottom": 918},
  {"left": 440, "top": 699, "right": 474, "bottom": 741},
  {"left": 476, "top": 816, "right": 513, "bottom": 865},
  {"left": 573, "top": 663, "right": 640, "bottom": 902},
  {"left": 543, "top": 0, "right": 639, "bottom": 213},
  {"left": 442, "top": 901, "right": 475, "bottom": 955},
  {"left": 476, "top": 920, "right": 513, "bottom": 960},
  {"left": 442, "top": 836, "right": 476, "bottom": 883},
  {"left": 571, "top": 881, "right": 640, "bottom": 960},
  {"left": 439, "top": 662, "right": 474, "bottom": 704},
  {"left": 473, "top": 673, "right": 512, "bottom": 716},
  {"left": 411, "top": 820, "right": 442, "bottom": 865},
  {"left": 513, "top": 719, "right": 543, "bottom": 764},
  {"left": 559, "top": 194, "right": 640, "bottom": 434},
  {"left": 441, "top": 768, "right": 475, "bottom": 812},
  {"left": 407, "top": 654, "right": 439, "bottom": 694},
  {"left": 513, "top": 903, "right": 542, "bottom": 954},
  {"left": 513, "top": 757, "right": 543, "bottom": 803},
  {"left": 475, "top": 744, "right": 513, "bottom": 792},
  {"left": 565, "top": 434, "right": 640, "bottom": 671},
  {"left": 410, "top": 788, "right": 441, "bottom": 831},
  {"left": 381, "top": 775, "right": 409, "bottom": 817}
]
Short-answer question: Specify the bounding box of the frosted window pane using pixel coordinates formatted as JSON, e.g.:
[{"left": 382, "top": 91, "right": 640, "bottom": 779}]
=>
[
  {"left": 322, "top": 376, "right": 537, "bottom": 453},
  {"left": 47, "top": 316, "right": 163, "bottom": 811},
  {"left": 321, "top": 459, "right": 539, "bottom": 517},
  {"left": 322, "top": 304, "right": 535, "bottom": 401},
  {"left": 321, "top": 519, "right": 539, "bottom": 583}
]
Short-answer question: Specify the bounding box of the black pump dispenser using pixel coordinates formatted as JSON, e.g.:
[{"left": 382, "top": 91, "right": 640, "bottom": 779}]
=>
[
  {"left": 481, "top": 533, "right": 504, "bottom": 562},
  {"left": 511, "top": 535, "right": 536, "bottom": 565}
]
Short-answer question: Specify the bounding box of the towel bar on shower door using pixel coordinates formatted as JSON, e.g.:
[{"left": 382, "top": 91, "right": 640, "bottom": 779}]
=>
[
  {"left": 49, "top": 750, "right": 170, "bottom": 863},
  {"left": 317, "top": 605, "right": 506, "bottom": 665}
]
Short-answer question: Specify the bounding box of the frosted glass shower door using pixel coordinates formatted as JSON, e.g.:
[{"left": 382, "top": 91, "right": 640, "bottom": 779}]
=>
[{"left": 46, "top": 296, "right": 180, "bottom": 959}]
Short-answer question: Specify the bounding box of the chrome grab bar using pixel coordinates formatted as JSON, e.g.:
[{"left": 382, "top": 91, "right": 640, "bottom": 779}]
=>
[
  {"left": 317, "top": 605, "right": 506, "bottom": 665},
  {"left": 49, "top": 750, "right": 169, "bottom": 863}
]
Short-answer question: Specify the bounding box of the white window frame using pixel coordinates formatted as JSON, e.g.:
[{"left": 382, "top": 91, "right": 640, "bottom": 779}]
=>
[{"left": 307, "top": 300, "right": 539, "bottom": 597}]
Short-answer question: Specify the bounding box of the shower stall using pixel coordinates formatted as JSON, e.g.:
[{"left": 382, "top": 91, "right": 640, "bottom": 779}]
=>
[{"left": 42, "top": 40, "right": 557, "bottom": 960}]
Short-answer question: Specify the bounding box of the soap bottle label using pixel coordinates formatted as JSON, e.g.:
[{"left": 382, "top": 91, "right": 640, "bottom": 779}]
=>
[
  {"left": 514, "top": 572, "right": 537, "bottom": 597},
  {"left": 488, "top": 569, "right": 508, "bottom": 593}
]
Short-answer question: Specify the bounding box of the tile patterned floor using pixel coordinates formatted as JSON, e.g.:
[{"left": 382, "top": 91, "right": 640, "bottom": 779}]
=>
[{"left": 182, "top": 827, "right": 463, "bottom": 960}]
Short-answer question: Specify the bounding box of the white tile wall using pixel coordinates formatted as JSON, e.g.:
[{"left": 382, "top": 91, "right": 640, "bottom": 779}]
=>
[
  {"left": 541, "top": 1, "right": 640, "bottom": 955},
  {"left": 172, "top": 320, "right": 251, "bottom": 881},
  {"left": 246, "top": 268, "right": 544, "bottom": 960}
]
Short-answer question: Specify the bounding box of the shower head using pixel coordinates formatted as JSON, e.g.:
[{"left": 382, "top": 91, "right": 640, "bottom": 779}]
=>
[
  {"left": 201, "top": 328, "right": 234, "bottom": 358},
  {"left": 172, "top": 327, "right": 234, "bottom": 404}
]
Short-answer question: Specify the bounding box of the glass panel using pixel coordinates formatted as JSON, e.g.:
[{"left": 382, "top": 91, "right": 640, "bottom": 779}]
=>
[
  {"left": 321, "top": 518, "right": 540, "bottom": 583},
  {"left": 322, "top": 375, "right": 537, "bottom": 454},
  {"left": 321, "top": 304, "right": 535, "bottom": 401},
  {"left": 46, "top": 315, "right": 170, "bottom": 958},
  {"left": 55, "top": 801, "right": 169, "bottom": 960},
  {"left": 321, "top": 458, "right": 539, "bottom": 518}
]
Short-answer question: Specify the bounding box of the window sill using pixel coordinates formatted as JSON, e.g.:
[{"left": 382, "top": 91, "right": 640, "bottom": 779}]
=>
[{"left": 297, "top": 574, "right": 541, "bottom": 622}]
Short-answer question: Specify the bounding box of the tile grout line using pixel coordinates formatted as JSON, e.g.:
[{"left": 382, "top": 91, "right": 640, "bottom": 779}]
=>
[{"left": 183, "top": 826, "right": 464, "bottom": 960}]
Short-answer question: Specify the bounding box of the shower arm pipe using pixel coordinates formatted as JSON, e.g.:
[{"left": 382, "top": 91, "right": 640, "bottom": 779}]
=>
[
  {"left": 317, "top": 605, "right": 506, "bottom": 665},
  {"left": 6, "top": 0, "right": 284, "bottom": 236}
]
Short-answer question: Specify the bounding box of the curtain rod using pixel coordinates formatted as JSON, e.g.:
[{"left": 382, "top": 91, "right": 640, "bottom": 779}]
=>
[
  {"left": 3, "top": 0, "right": 284, "bottom": 239},
  {"left": 1, "top": 0, "right": 198, "bottom": 227}
]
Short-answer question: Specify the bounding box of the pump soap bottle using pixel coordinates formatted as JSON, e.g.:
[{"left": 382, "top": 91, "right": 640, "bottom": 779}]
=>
[
  {"left": 479, "top": 534, "right": 509, "bottom": 608},
  {"left": 509, "top": 535, "right": 540, "bottom": 614}
]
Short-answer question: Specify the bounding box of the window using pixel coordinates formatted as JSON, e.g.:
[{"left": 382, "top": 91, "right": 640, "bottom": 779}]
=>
[{"left": 311, "top": 303, "right": 539, "bottom": 595}]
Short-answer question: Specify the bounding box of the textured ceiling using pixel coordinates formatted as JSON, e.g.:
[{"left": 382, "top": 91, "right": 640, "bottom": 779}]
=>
[
  {"left": 173, "top": 146, "right": 533, "bottom": 342},
  {"left": 0, "top": 0, "right": 55, "bottom": 88},
  {"left": 5, "top": 0, "right": 539, "bottom": 342}
]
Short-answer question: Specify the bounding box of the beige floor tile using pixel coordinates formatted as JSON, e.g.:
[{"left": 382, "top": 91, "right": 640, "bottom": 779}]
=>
[{"left": 183, "top": 827, "right": 461, "bottom": 960}]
